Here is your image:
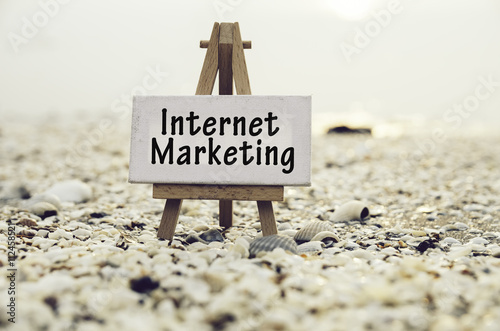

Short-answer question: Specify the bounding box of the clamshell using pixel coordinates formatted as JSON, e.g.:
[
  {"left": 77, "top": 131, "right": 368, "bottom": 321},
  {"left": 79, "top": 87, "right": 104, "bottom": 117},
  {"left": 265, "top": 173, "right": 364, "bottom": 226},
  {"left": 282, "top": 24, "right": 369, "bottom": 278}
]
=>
[
  {"left": 294, "top": 221, "right": 336, "bottom": 244},
  {"left": 249, "top": 234, "right": 298, "bottom": 258},
  {"left": 330, "top": 201, "right": 370, "bottom": 222}
]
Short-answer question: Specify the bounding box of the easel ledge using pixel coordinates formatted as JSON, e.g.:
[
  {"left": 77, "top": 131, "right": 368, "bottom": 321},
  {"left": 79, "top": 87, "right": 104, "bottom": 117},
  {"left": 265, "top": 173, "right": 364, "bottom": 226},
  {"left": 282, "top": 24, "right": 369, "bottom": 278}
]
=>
[{"left": 153, "top": 184, "right": 283, "bottom": 201}]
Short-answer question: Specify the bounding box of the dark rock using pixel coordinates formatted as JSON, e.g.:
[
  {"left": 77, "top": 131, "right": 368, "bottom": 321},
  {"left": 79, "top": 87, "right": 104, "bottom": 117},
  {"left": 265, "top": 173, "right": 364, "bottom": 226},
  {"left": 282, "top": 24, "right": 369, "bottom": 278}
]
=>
[
  {"left": 208, "top": 313, "right": 236, "bottom": 330},
  {"left": 89, "top": 212, "right": 108, "bottom": 219},
  {"left": 0, "top": 184, "right": 30, "bottom": 200},
  {"left": 199, "top": 229, "right": 224, "bottom": 243},
  {"left": 130, "top": 276, "right": 159, "bottom": 294},
  {"left": 43, "top": 296, "right": 58, "bottom": 312},
  {"left": 417, "top": 239, "right": 437, "bottom": 253},
  {"left": 185, "top": 234, "right": 208, "bottom": 245},
  {"left": 327, "top": 125, "right": 372, "bottom": 135}
]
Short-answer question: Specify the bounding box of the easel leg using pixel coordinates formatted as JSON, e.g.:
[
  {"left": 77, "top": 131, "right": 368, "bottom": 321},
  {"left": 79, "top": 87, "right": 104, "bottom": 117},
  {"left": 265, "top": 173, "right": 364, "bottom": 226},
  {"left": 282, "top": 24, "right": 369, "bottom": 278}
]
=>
[
  {"left": 219, "top": 200, "right": 233, "bottom": 228},
  {"left": 157, "top": 199, "right": 183, "bottom": 240},
  {"left": 257, "top": 201, "right": 278, "bottom": 236}
]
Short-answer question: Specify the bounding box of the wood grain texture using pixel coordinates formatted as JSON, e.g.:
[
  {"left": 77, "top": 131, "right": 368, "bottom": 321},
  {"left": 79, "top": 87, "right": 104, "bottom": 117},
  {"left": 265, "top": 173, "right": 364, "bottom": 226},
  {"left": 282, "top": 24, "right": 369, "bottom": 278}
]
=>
[
  {"left": 257, "top": 201, "right": 278, "bottom": 236},
  {"left": 196, "top": 22, "right": 219, "bottom": 95},
  {"left": 232, "top": 22, "right": 251, "bottom": 95},
  {"left": 219, "top": 200, "right": 233, "bottom": 228},
  {"left": 218, "top": 23, "right": 233, "bottom": 95},
  {"left": 201, "top": 40, "right": 251, "bottom": 49},
  {"left": 157, "top": 199, "right": 183, "bottom": 240},
  {"left": 153, "top": 184, "right": 284, "bottom": 201},
  {"left": 217, "top": 23, "right": 235, "bottom": 228}
]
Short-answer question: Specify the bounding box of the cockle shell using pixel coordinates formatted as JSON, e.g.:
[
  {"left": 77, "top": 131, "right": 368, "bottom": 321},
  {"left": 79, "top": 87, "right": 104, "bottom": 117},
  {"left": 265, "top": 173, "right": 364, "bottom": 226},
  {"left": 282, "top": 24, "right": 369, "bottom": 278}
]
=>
[
  {"left": 294, "top": 221, "right": 335, "bottom": 244},
  {"left": 330, "top": 200, "right": 370, "bottom": 222},
  {"left": 249, "top": 234, "right": 298, "bottom": 258}
]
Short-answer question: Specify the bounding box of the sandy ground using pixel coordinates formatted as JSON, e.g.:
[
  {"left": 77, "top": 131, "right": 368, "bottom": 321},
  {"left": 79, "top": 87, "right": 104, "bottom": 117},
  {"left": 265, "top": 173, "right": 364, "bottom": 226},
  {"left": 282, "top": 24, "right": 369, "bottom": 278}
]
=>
[{"left": 1, "top": 117, "right": 500, "bottom": 331}]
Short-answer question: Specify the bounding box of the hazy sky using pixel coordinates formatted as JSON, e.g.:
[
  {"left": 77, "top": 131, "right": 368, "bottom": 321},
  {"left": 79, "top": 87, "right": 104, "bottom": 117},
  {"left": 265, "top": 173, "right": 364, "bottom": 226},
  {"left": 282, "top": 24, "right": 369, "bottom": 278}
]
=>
[{"left": 2, "top": 0, "right": 500, "bottom": 128}]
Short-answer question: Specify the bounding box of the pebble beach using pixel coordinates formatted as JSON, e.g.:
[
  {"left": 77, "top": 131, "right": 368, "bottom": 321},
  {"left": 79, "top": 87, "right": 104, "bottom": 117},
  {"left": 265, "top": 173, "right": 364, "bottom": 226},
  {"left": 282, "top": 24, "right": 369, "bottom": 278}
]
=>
[{"left": 1, "top": 117, "right": 500, "bottom": 331}]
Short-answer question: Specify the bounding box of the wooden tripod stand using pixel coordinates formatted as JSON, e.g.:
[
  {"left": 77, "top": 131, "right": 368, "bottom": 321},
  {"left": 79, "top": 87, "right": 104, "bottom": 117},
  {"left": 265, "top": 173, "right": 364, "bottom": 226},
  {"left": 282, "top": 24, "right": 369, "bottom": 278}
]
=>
[{"left": 153, "top": 22, "right": 282, "bottom": 241}]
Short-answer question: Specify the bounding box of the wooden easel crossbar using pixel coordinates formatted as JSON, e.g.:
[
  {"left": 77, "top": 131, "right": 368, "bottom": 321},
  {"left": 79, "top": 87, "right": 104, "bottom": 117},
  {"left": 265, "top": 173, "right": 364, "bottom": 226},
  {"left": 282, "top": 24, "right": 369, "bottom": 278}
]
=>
[{"left": 154, "top": 22, "right": 281, "bottom": 241}]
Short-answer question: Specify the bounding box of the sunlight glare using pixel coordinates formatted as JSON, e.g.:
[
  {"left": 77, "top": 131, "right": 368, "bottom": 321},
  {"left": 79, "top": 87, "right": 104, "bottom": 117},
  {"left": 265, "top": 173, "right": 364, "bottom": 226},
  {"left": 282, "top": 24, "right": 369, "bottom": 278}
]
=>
[{"left": 328, "top": 0, "right": 374, "bottom": 21}]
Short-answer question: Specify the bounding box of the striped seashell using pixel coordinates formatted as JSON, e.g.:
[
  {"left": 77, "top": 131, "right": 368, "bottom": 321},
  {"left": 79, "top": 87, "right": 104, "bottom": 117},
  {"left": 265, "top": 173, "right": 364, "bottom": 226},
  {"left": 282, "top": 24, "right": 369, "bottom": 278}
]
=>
[
  {"left": 330, "top": 200, "right": 370, "bottom": 223},
  {"left": 249, "top": 234, "right": 298, "bottom": 258},
  {"left": 294, "top": 221, "right": 335, "bottom": 244}
]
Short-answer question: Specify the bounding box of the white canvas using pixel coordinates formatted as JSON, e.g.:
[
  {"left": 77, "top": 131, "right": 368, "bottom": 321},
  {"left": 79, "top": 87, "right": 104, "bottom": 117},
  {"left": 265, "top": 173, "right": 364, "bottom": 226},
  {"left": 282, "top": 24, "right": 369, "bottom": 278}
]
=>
[{"left": 129, "top": 95, "right": 311, "bottom": 186}]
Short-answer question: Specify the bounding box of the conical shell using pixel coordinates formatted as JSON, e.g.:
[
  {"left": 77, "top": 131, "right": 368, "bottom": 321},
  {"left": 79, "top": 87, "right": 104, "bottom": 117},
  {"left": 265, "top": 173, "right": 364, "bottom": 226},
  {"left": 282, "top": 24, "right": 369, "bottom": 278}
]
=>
[
  {"left": 249, "top": 235, "right": 298, "bottom": 258},
  {"left": 330, "top": 200, "right": 370, "bottom": 222},
  {"left": 294, "top": 221, "right": 335, "bottom": 244}
]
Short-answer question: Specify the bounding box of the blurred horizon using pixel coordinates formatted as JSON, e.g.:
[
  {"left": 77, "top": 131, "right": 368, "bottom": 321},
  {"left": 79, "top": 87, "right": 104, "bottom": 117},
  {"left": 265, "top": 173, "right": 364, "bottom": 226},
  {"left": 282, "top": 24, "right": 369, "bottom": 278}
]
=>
[{"left": 1, "top": 0, "right": 500, "bottom": 134}]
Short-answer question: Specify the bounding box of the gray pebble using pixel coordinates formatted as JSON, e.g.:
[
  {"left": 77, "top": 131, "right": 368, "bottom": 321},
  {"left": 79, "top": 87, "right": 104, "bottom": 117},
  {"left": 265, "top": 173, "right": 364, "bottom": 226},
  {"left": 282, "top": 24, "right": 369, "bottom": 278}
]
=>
[{"left": 199, "top": 229, "right": 224, "bottom": 243}]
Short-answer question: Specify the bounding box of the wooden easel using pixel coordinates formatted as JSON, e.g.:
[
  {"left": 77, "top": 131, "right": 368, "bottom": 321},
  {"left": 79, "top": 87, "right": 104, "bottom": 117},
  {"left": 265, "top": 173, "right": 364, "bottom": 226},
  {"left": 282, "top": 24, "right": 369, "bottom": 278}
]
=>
[{"left": 153, "top": 22, "right": 282, "bottom": 241}]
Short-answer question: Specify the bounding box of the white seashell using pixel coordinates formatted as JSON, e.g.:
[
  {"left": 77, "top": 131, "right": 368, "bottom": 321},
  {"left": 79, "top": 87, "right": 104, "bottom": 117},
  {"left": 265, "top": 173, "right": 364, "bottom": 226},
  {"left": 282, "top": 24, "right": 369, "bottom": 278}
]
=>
[
  {"left": 400, "top": 248, "right": 415, "bottom": 255},
  {"left": 330, "top": 200, "right": 370, "bottom": 222},
  {"left": 443, "top": 237, "right": 461, "bottom": 245},
  {"left": 27, "top": 193, "right": 62, "bottom": 210},
  {"left": 249, "top": 234, "right": 297, "bottom": 258},
  {"left": 344, "top": 242, "right": 360, "bottom": 250},
  {"left": 297, "top": 241, "right": 324, "bottom": 254},
  {"left": 278, "top": 223, "right": 292, "bottom": 231},
  {"left": 192, "top": 224, "right": 210, "bottom": 232},
  {"left": 310, "top": 231, "right": 340, "bottom": 247},
  {"left": 229, "top": 238, "right": 250, "bottom": 258},
  {"left": 380, "top": 247, "right": 398, "bottom": 256},
  {"left": 48, "top": 228, "right": 73, "bottom": 240},
  {"left": 483, "top": 232, "right": 498, "bottom": 240},
  {"left": 411, "top": 230, "right": 427, "bottom": 237},
  {"left": 28, "top": 202, "right": 58, "bottom": 218},
  {"left": 294, "top": 221, "right": 335, "bottom": 244},
  {"left": 448, "top": 245, "right": 473, "bottom": 260},
  {"left": 44, "top": 180, "right": 92, "bottom": 203},
  {"left": 348, "top": 249, "right": 374, "bottom": 260},
  {"left": 491, "top": 248, "right": 500, "bottom": 258},
  {"left": 454, "top": 222, "right": 469, "bottom": 231},
  {"left": 468, "top": 237, "right": 489, "bottom": 245},
  {"left": 36, "top": 229, "right": 50, "bottom": 238}
]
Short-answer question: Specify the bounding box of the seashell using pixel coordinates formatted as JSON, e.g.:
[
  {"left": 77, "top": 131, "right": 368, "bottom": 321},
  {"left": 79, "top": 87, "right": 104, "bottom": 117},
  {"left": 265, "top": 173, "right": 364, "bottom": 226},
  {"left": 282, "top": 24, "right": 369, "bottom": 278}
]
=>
[
  {"left": 44, "top": 180, "right": 92, "bottom": 203},
  {"left": 294, "top": 221, "right": 335, "bottom": 244},
  {"left": 330, "top": 200, "right": 370, "bottom": 222},
  {"left": 297, "top": 241, "right": 324, "bottom": 254},
  {"left": 185, "top": 234, "right": 208, "bottom": 245},
  {"left": 199, "top": 229, "right": 224, "bottom": 243},
  {"left": 249, "top": 234, "right": 297, "bottom": 258},
  {"left": 27, "top": 193, "right": 62, "bottom": 210},
  {"left": 28, "top": 202, "right": 58, "bottom": 219},
  {"left": 278, "top": 223, "right": 292, "bottom": 231},
  {"left": 17, "top": 217, "right": 38, "bottom": 227},
  {"left": 310, "top": 231, "right": 340, "bottom": 248},
  {"left": 442, "top": 237, "right": 461, "bottom": 245},
  {"left": 468, "top": 237, "right": 489, "bottom": 245}
]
